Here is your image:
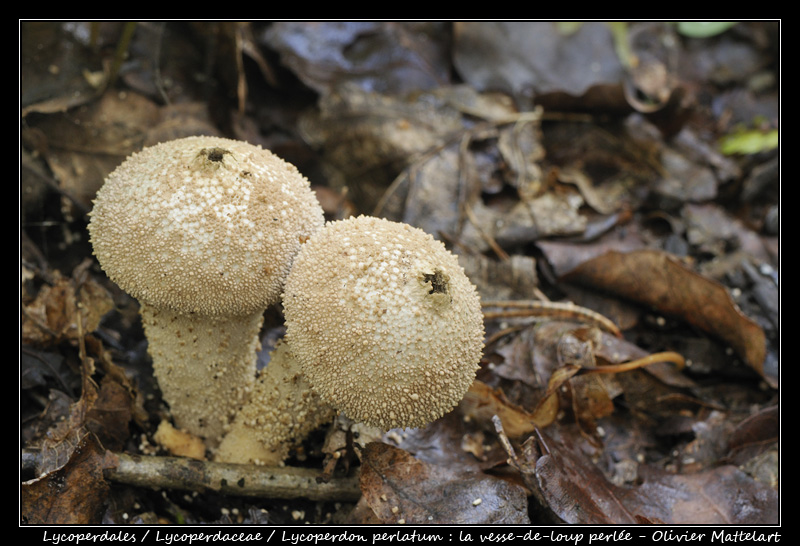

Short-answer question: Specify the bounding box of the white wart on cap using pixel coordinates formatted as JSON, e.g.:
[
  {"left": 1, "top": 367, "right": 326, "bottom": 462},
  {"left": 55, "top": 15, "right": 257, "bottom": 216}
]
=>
[{"left": 283, "top": 215, "right": 484, "bottom": 430}]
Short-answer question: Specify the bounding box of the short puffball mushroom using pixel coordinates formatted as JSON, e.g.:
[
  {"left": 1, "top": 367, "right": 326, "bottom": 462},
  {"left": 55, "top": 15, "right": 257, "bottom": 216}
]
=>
[
  {"left": 214, "top": 340, "right": 336, "bottom": 465},
  {"left": 283, "top": 215, "right": 485, "bottom": 430},
  {"left": 88, "top": 136, "right": 324, "bottom": 444},
  {"left": 214, "top": 215, "right": 484, "bottom": 464}
]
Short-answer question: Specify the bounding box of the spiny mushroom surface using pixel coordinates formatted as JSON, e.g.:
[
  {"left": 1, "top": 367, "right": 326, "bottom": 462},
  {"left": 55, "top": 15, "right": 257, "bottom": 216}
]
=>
[
  {"left": 282, "top": 215, "right": 484, "bottom": 430},
  {"left": 215, "top": 340, "right": 336, "bottom": 465},
  {"left": 88, "top": 136, "right": 324, "bottom": 443}
]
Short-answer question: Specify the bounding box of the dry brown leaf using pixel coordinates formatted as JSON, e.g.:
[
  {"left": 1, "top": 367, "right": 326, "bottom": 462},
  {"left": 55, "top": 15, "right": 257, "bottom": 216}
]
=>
[
  {"left": 534, "top": 364, "right": 581, "bottom": 429},
  {"left": 388, "top": 411, "right": 509, "bottom": 471},
  {"left": 355, "top": 442, "right": 529, "bottom": 524},
  {"left": 24, "top": 90, "right": 222, "bottom": 214},
  {"left": 556, "top": 167, "right": 619, "bottom": 215},
  {"left": 24, "top": 91, "right": 160, "bottom": 208},
  {"left": 21, "top": 433, "right": 114, "bottom": 524},
  {"left": 726, "top": 405, "right": 779, "bottom": 466},
  {"left": 568, "top": 374, "right": 616, "bottom": 439},
  {"left": 562, "top": 249, "right": 769, "bottom": 385},
  {"left": 460, "top": 380, "right": 543, "bottom": 437},
  {"left": 487, "top": 321, "right": 690, "bottom": 432},
  {"left": 85, "top": 376, "right": 136, "bottom": 452},
  {"left": 22, "top": 261, "right": 114, "bottom": 347},
  {"left": 623, "top": 22, "right": 680, "bottom": 113}
]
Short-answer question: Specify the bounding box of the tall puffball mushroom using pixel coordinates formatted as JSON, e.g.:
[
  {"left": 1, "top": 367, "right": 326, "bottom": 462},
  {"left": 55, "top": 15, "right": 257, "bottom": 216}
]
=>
[
  {"left": 283, "top": 215, "right": 485, "bottom": 431},
  {"left": 88, "top": 136, "right": 324, "bottom": 444}
]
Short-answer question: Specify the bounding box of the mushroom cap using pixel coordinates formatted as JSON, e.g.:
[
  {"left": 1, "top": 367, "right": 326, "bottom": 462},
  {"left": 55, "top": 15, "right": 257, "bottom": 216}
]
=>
[
  {"left": 283, "top": 215, "right": 484, "bottom": 429},
  {"left": 88, "top": 136, "right": 324, "bottom": 316}
]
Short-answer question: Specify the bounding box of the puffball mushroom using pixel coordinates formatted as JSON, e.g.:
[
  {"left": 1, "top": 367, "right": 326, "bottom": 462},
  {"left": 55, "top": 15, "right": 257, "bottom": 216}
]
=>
[
  {"left": 88, "top": 136, "right": 324, "bottom": 444},
  {"left": 214, "top": 340, "right": 336, "bottom": 465},
  {"left": 283, "top": 215, "right": 485, "bottom": 430}
]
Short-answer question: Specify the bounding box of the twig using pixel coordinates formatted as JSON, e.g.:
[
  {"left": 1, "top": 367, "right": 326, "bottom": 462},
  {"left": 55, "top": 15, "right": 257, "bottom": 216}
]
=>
[
  {"left": 22, "top": 449, "right": 361, "bottom": 502},
  {"left": 482, "top": 299, "right": 622, "bottom": 337},
  {"left": 463, "top": 202, "right": 510, "bottom": 261},
  {"left": 110, "top": 453, "right": 361, "bottom": 502},
  {"left": 581, "top": 351, "right": 686, "bottom": 373}
]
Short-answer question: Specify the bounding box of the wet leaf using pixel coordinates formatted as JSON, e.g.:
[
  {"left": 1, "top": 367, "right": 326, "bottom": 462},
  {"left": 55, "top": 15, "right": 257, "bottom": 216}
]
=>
[
  {"left": 86, "top": 376, "right": 136, "bottom": 452},
  {"left": 20, "top": 22, "right": 102, "bottom": 115},
  {"left": 514, "top": 428, "right": 778, "bottom": 524},
  {"left": 388, "top": 411, "right": 509, "bottom": 471},
  {"left": 355, "top": 442, "right": 530, "bottom": 524},
  {"left": 458, "top": 253, "right": 539, "bottom": 301},
  {"left": 726, "top": 405, "right": 779, "bottom": 465},
  {"left": 21, "top": 433, "right": 114, "bottom": 524},
  {"left": 264, "top": 21, "right": 451, "bottom": 95},
  {"left": 299, "top": 85, "right": 465, "bottom": 211},
  {"left": 453, "top": 22, "right": 625, "bottom": 106},
  {"left": 654, "top": 146, "right": 718, "bottom": 203},
  {"left": 683, "top": 203, "right": 771, "bottom": 262},
  {"left": 20, "top": 348, "right": 74, "bottom": 397}
]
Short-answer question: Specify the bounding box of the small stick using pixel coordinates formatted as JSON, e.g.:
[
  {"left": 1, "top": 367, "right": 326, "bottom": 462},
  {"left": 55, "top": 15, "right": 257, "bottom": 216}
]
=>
[
  {"left": 107, "top": 452, "right": 362, "bottom": 502},
  {"left": 22, "top": 449, "right": 361, "bottom": 502},
  {"left": 482, "top": 300, "right": 622, "bottom": 338},
  {"left": 581, "top": 351, "right": 686, "bottom": 374}
]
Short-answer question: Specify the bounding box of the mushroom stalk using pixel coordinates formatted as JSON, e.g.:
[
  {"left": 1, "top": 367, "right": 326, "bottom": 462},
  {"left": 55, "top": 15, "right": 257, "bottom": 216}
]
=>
[
  {"left": 141, "top": 305, "right": 262, "bottom": 442},
  {"left": 215, "top": 341, "right": 335, "bottom": 465}
]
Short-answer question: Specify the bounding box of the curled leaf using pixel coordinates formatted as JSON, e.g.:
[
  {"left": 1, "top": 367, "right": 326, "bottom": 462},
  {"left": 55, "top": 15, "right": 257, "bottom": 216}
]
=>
[
  {"left": 460, "top": 381, "right": 543, "bottom": 436},
  {"left": 562, "top": 249, "right": 769, "bottom": 385}
]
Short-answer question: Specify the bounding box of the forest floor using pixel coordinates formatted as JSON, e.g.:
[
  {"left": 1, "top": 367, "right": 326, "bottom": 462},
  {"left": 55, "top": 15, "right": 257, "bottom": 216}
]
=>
[{"left": 20, "top": 21, "right": 779, "bottom": 527}]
